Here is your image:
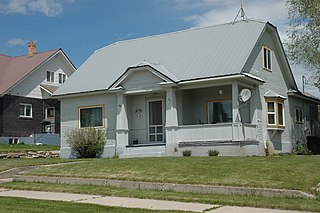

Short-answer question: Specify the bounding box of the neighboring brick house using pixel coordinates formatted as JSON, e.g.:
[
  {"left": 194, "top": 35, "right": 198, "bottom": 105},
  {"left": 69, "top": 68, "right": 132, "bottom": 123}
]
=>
[{"left": 0, "top": 42, "right": 76, "bottom": 144}]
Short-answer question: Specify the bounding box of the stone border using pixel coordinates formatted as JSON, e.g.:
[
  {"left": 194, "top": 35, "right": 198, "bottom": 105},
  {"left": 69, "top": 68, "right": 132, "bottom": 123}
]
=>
[{"left": 13, "top": 175, "right": 316, "bottom": 199}]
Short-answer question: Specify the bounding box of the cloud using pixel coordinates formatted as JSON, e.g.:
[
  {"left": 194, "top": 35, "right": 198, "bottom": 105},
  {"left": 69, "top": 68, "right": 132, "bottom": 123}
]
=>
[
  {"left": 6, "top": 38, "right": 26, "bottom": 47},
  {"left": 0, "top": 0, "right": 75, "bottom": 17},
  {"left": 174, "top": 0, "right": 289, "bottom": 40}
]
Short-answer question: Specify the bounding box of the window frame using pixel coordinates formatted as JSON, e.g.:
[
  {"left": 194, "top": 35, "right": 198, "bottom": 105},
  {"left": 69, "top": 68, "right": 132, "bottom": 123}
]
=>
[
  {"left": 206, "top": 99, "right": 233, "bottom": 124},
  {"left": 262, "top": 46, "right": 272, "bottom": 71},
  {"left": 46, "top": 71, "right": 55, "bottom": 83},
  {"left": 19, "top": 103, "right": 33, "bottom": 118},
  {"left": 265, "top": 98, "right": 285, "bottom": 128},
  {"left": 295, "top": 108, "right": 304, "bottom": 123},
  {"left": 58, "top": 73, "right": 67, "bottom": 84},
  {"left": 45, "top": 107, "right": 55, "bottom": 120},
  {"left": 78, "top": 105, "right": 105, "bottom": 129}
]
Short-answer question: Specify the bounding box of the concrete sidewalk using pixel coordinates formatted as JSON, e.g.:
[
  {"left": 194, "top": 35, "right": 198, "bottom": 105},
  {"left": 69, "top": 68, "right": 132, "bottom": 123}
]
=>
[{"left": 0, "top": 188, "right": 313, "bottom": 213}]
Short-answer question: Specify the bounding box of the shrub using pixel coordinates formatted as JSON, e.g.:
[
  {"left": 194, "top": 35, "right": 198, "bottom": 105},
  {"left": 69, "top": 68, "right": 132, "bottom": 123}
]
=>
[
  {"left": 66, "top": 127, "right": 106, "bottom": 158},
  {"left": 208, "top": 149, "right": 219, "bottom": 156},
  {"left": 182, "top": 150, "right": 192, "bottom": 157},
  {"left": 294, "top": 143, "right": 312, "bottom": 155}
]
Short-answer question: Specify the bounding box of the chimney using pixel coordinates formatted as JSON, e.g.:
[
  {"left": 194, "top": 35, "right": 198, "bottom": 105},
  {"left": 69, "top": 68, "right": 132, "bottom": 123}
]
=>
[{"left": 27, "top": 42, "right": 37, "bottom": 57}]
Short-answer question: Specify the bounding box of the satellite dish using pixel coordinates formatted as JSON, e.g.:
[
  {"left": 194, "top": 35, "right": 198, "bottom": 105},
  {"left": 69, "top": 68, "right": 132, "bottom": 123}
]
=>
[{"left": 239, "top": 89, "right": 251, "bottom": 102}]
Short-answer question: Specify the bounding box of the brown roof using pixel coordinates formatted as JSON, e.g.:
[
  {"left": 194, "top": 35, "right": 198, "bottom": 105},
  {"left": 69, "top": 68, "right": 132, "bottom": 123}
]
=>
[{"left": 0, "top": 49, "right": 59, "bottom": 96}]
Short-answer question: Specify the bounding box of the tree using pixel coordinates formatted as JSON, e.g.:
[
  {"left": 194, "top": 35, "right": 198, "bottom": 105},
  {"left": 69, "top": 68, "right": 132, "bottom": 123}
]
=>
[{"left": 286, "top": 0, "right": 320, "bottom": 88}]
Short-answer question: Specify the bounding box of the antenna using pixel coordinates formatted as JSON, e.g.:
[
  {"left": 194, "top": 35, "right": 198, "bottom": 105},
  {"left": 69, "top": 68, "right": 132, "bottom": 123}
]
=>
[{"left": 233, "top": 0, "right": 247, "bottom": 23}]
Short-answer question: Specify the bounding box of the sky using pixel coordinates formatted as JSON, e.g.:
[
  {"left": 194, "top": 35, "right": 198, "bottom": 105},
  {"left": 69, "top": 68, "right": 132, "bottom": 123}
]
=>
[{"left": 1, "top": 0, "right": 319, "bottom": 98}]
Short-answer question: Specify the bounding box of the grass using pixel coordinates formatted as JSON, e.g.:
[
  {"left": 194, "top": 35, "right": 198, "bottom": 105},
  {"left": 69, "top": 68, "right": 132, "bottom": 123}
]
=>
[
  {"left": 0, "top": 196, "right": 188, "bottom": 213},
  {"left": 0, "top": 158, "right": 78, "bottom": 172},
  {"left": 0, "top": 144, "right": 60, "bottom": 153},
  {"left": 26, "top": 156, "right": 320, "bottom": 193},
  {"left": 1, "top": 181, "right": 320, "bottom": 212}
]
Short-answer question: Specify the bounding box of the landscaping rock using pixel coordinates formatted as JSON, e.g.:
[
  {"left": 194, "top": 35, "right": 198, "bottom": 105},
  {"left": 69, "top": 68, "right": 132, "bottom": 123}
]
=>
[{"left": 0, "top": 151, "right": 59, "bottom": 159}]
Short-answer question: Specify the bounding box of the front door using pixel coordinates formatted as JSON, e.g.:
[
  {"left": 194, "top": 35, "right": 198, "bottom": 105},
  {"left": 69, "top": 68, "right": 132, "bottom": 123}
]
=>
[{"left": 147, "top": 99, "right": 164, "bottom": 143}]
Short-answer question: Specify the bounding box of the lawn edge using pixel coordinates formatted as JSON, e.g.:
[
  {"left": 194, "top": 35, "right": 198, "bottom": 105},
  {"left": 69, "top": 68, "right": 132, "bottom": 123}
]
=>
[{"left": 13, "top": 175, "right": 316, "bottom": 199}]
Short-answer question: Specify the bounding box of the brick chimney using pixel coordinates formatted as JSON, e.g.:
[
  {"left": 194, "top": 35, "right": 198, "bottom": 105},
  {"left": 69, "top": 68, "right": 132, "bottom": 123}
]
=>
[{"left": 27, "top": 42, "right": 37, "bottom": 57}]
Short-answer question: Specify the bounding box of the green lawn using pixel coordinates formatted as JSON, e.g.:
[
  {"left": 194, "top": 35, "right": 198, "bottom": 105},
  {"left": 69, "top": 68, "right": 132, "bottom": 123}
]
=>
[
  {"left": 0, "top": 197, "right": 187, "bottom": 213},
  {"left": 0, "top": 144, "right": 60, "bottom": 153},
  {"left": 26, "top": 156, "right": 320, "bottom": 193},
  {"left": 0, "top": 158, "right": 78, "bottom": 172},
  {"left": 2, "top": 181, "right": 320, "bottom": 212}
]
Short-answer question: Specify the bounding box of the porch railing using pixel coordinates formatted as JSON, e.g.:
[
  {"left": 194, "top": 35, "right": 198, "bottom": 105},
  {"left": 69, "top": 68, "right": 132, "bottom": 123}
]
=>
[{"left": 177, "top": 123, "right": 257, "bottom": 143}]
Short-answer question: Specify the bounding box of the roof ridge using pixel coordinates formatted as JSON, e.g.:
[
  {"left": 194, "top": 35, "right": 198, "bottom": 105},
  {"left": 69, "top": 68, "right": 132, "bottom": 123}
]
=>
[{"left": 95, "top": 19, "right": 267, "bottom": 53}]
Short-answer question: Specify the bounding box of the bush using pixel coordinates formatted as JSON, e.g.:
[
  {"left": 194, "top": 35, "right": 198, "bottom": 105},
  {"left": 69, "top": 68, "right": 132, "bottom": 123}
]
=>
[
  {"left": 182, "top": 150, "right": 192, "bottom": 157},
  {"left": 294, "top": 143, "right": 312, "bottom": 155},
  {"left": 208, "top": 149, "right": 219, "bottom": 156},
  {"left": 66, "top": 127, "right": 106, "bottom": 158}
]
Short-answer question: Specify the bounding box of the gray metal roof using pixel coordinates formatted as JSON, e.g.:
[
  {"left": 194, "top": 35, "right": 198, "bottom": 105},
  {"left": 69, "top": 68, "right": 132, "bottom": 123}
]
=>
[{"left": 55, "top": 20, "right": 267, "bottom": 96}]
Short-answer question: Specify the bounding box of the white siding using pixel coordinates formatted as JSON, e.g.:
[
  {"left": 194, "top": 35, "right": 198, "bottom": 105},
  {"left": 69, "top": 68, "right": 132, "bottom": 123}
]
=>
[
  {"left": 10, "top": 53, "right": 74, "bottom": 99},
  {"left": 122, "top": 69, "right": 163, "bottom": 91},
  {"left": 247, "top": 30, "right": 291, "bottom": 152},
  {"left": 60, "top": 93, "right": 117, "bottom": 148}
]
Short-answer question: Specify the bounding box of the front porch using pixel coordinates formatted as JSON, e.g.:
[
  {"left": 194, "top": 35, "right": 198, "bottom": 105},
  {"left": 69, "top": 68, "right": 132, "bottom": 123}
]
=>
[{"left": 110, "top": 65, "right": 263, "bottom": 157}]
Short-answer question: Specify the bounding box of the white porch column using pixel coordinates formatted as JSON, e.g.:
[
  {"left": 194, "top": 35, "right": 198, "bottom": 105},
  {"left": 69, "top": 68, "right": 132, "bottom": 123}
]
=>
[
  {"left": 232, "top": 82, "right": 243, "bottom": 140},
  {"left": 116, "top": 92, "right": 129, "bottom": 154},
  {"left": 165, "top": 87, "right": 178, "bottom": 156}
]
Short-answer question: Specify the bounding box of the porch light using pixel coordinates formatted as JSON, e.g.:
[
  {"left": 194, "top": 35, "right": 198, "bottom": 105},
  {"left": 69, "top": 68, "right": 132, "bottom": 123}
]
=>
[
  {"left": 135, "top": 108, "right": 142, "bottom": 118},
  {"left": 219, "top": 89, "right": 223, "bottom": 95}
]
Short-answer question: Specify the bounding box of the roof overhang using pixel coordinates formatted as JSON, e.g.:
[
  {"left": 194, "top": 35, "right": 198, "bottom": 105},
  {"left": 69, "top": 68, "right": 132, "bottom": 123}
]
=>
[{"left": 288, "top": 90, "right": 320, "bottom": 104}]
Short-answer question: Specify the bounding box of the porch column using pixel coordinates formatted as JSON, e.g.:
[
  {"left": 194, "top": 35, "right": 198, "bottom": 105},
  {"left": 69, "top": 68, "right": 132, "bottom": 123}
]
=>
[
  {"left": 165, "top": 87, "right": 178, "bottom": 156},
  {"left": 116, "top": 92, "right": 129, "bottom": 154},
  {"left": 232, "top": 82, "right": 243, "bottom": 140}
]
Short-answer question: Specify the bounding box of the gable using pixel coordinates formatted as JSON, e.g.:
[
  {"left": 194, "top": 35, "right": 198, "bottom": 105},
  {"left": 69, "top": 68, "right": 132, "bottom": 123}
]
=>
[
  {"left": 243, "top": 24, "right": 297, "bottom": 92},
  {"left": 121, "top": 68, "right": 164, "bottom": 91},
  {"left": 8, "top": 51, "right": 76, "bottom": 99}
]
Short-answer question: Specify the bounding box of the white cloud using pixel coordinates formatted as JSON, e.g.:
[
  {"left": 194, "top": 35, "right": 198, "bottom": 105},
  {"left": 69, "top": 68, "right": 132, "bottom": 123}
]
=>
[
  {"left": 6, "top": 38, "right": 26, "bottom": 47},
  {"left": 0, "top": 0, "right": 74, "bottom": 17},
  {"left": 175, "top": 0, "right": 288, "bottom": 40}
]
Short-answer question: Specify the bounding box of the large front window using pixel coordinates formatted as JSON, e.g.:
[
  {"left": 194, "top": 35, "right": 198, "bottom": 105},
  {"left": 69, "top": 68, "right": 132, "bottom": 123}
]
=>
[
  {"left": 207, "top": 100, "right": 232, "bottom": 124},
  {"left": 79, "top": 106, "right": 104, "bottom": 128},
  {"left": 266, "top": 99, "right": 285, "bottom": 128}
]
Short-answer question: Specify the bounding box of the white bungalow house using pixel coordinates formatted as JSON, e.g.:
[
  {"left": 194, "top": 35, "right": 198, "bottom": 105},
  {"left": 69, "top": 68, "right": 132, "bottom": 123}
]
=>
[{"left": 54, "top": 20, "right": 320, "bottom": 158}]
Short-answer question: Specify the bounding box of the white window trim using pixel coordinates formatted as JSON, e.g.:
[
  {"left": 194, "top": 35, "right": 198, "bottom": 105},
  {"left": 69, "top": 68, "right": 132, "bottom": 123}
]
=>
[
  {"left": 46, "top": 71, "right": 55, "bottom": 83},
  {"left": 78, "top": 105, "right": 105, "bottom": 128},
  {"left": 45, "top": 107, "right": 55, "bottom": 120},
  {"left": 58, "top": 73, "right": 67, "bottom": 84},
  {"left": 262, "top": 46, "right": 272, "bottom": 71},
  {"left": 19, "top": 103, "right": 33, "bottom": 118}
]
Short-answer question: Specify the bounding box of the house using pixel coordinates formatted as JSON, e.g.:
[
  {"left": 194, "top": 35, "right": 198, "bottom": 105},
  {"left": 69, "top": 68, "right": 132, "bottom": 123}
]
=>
[
  {"left": 54, "top": 20, "right": 320, "bottom": 158},
  {"left": 0, "top": 42, "right": 76, "bottom": 145}
]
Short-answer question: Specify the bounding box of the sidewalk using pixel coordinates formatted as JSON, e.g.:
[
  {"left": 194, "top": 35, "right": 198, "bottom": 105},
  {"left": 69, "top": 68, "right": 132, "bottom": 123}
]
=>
[{"left": 0, "top": 188, "right": 313, "bottom": 213}]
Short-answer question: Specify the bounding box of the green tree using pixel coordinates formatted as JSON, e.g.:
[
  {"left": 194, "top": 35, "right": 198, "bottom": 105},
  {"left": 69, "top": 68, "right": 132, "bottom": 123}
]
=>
[{"left": 286, "top": 0, "right": 320, "bottom": 88}]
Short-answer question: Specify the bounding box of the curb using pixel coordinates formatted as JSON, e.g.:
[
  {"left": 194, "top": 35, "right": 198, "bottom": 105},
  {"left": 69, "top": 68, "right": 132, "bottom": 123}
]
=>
[{"left": 13, "top": 175, "right": 316, "bottom": 199}]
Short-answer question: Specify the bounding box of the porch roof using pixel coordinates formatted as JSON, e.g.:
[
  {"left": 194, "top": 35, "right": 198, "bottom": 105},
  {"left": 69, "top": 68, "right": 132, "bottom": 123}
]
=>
[{"left": 54, "top": 19, "right": 267, "bottom": 96}]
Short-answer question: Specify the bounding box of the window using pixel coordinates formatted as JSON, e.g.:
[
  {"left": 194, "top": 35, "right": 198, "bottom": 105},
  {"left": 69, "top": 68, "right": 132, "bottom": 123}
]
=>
[
  {"left": 79, "top": 105, "right": 104, "bottom": 128},
  {"left": 45, "top": 107, "right": 55, "bottom": 120},
  {"left": 295, "top": 108, "right": 303, "bottom": 123},
  {"left": 59, "top": 73, "right": 66, "bottom": 84},
  {"left": 46, "top": 71, "right": 54, "bottom": 82},
  {"left": 19, "top": 103, "right": 32, "bottom": 118},
  {"left": 207, "top": 100, "right": 232, "bottom": 124},
  {"left": 263, "top": 46, "right": 272, "bottom": 70},
  {"left": 266, "top": 99, "right": 285, "bottom": 128}
]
